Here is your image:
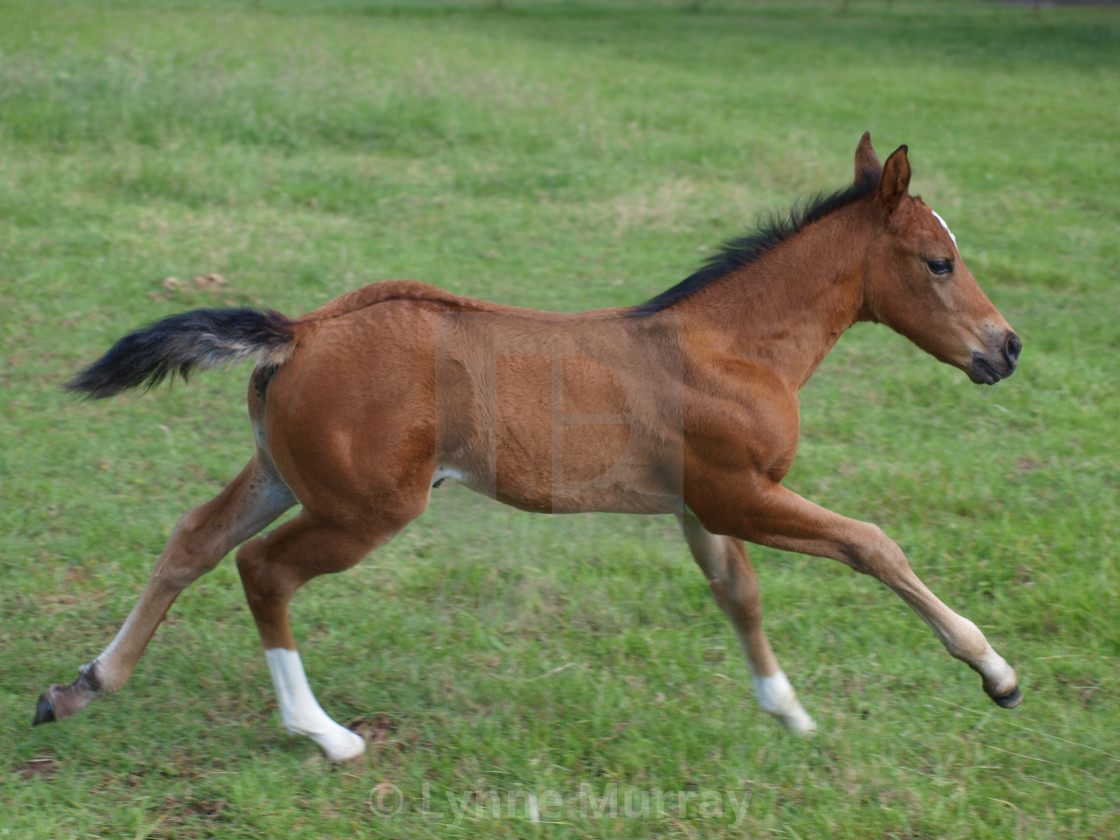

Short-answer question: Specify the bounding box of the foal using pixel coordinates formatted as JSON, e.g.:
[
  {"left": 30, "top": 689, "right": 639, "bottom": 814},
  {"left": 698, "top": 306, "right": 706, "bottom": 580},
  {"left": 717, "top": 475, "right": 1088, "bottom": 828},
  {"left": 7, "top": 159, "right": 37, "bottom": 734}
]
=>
[{"left": 36, "top": 134, "right": 1023, "bottom": 760}]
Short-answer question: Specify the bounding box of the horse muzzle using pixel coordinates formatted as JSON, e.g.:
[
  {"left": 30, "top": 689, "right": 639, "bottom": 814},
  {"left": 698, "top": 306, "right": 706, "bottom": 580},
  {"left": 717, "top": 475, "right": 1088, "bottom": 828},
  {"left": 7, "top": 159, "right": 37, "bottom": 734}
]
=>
[{"left": 968, "top": 331, "right": 1022, "bottom": 385}]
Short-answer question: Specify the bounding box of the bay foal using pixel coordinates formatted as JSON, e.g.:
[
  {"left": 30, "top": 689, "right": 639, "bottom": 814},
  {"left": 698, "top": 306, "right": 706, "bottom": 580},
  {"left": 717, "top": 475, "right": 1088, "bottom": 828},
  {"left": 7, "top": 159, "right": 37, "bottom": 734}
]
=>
[{"left": 36, "top": 135, "right": 1023, "bottom": 760}]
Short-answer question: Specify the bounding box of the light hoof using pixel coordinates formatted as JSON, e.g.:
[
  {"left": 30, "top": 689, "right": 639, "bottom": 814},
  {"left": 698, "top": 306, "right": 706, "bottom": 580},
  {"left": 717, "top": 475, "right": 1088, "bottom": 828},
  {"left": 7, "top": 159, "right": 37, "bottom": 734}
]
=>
[
  {"left": 318, "top": 729, "right": 367, "bottom": 762},
  {"left": 779, "top": 707, "right": 817, "bottom": 734},
  {"left": 993, "top": 687, "right": 1023, "bottom": 709}
]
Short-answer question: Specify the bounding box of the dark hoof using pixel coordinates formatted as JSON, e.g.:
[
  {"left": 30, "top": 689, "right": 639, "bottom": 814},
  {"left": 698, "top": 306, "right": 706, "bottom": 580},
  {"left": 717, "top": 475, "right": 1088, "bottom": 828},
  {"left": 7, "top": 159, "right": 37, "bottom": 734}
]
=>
[
  {"left": 33, "top": 690, "right": 57, "bottom": 726},
  {"left": 993, "top": 687, "right": 1023, "bottom": 709}
]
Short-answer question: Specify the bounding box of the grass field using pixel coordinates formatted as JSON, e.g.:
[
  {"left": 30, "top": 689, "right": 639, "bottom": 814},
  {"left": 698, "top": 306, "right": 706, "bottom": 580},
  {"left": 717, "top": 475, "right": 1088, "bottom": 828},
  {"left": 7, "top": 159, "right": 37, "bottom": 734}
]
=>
[{"left": 2, "top": 1, "right": 1118, "bottom": 837}]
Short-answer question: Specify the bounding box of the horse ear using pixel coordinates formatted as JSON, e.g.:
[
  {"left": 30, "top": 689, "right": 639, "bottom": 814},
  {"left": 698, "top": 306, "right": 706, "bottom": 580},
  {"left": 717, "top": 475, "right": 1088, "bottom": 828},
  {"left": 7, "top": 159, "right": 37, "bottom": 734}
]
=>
[
  {"left": 877, "top": 144, "right": 911, "bottom": 215},
  {"left": 854, "top": 131, "right": 881, "bottom": 185}
]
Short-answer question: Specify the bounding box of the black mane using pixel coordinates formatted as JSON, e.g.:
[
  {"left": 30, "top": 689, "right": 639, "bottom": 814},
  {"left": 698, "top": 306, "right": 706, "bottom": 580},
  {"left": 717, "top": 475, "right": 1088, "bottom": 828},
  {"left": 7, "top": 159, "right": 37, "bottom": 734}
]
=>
[{"left": 632, "top": 171, "right": 880, "bottom": 314}]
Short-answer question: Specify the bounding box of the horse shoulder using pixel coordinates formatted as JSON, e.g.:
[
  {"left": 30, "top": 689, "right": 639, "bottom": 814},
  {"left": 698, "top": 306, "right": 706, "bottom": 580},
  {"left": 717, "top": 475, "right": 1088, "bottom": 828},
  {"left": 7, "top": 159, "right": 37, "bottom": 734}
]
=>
[{"left": 680, "top": 351, "right": 801, "bottom": 526}]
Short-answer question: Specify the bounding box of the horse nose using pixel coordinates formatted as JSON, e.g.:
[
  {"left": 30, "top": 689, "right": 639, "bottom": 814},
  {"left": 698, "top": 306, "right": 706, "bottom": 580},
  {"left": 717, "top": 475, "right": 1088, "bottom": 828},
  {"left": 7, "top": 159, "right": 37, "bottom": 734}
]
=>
[{"left": 1004, "top": 332, "right": 1022, "bottom": 369}]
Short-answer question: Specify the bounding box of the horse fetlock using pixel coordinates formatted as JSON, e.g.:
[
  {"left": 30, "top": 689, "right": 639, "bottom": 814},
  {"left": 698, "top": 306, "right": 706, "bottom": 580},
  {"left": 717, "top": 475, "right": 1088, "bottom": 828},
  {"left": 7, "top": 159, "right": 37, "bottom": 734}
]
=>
[
  {"left": 279, "top": 710, "right": 366, "bottom": 761},
  {"left": 752, "top": 671, "right": 816, "bottom": 733},
  {"left": 280, "top": 713, "right": 365, "bottom": 755}
]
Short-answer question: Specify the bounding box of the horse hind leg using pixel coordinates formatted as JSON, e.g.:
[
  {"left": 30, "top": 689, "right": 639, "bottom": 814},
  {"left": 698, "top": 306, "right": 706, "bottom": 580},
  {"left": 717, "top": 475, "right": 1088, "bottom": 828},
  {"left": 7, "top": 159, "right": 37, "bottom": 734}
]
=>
[
  {"left": 34, "top": 454, "right": 295, "bottom": 725},
  {"left": 679, "top": 514, "right": 816, "bottom": 733},
  {"left": 234, "top": 497, "right": 426, "bottom": 762}
]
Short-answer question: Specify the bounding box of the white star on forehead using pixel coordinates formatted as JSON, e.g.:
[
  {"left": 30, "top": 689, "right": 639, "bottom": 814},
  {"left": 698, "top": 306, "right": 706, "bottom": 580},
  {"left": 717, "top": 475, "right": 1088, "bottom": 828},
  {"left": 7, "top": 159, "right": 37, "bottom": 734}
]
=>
[{"left": 930, "top": 209, "right": 958, "bottom": 248}]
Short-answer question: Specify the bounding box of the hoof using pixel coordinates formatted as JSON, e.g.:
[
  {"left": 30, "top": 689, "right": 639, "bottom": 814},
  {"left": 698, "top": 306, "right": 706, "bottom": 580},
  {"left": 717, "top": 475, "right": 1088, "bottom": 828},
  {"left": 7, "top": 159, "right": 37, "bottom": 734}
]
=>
[
  {"left": 320, "top": 729, "right": 367, "bottom": 763},
  {"left": 779, "top": 707, "right": 818, "bottom": 735},
  {"left": 32, "top": 690, "right": 57, "bottom": 726},
  {"left": 993, "top": 687, "right": 1023, "bottom": 709}
]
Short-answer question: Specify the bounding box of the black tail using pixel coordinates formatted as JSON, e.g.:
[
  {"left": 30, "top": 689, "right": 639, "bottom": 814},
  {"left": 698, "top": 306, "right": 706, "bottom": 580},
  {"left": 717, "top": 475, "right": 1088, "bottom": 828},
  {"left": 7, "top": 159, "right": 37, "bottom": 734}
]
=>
[{"left": 67, "top": 308, "right": 295, "bottom": 399}]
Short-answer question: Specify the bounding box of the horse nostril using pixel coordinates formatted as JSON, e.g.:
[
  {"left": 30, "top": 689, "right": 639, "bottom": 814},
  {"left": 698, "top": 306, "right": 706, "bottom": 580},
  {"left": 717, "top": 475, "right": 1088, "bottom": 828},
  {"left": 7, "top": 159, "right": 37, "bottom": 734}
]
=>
[{"left": 1005, "top": 332, "right": 1022, "bottom": 365}]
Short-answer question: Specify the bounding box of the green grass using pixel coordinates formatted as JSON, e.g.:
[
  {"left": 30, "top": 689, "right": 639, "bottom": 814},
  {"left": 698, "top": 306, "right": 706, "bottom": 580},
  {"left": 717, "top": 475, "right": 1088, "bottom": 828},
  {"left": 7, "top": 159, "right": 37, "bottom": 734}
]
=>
[{"left": 1, "top": 1, "right": 1118, "bottom": 837}]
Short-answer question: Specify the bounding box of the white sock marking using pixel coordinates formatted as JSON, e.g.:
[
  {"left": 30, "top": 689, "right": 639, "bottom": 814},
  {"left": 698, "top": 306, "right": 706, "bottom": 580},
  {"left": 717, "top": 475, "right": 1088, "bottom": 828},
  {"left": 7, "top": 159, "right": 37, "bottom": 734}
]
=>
[
  {"left": 264, "top": 648, "right": 366, "bottom": 761},
  {"left": 931, "top": 209, "right": 958, "bottom": 248},
  {"left": 751, "top": 670, "right": 817, "bottom": 733}
]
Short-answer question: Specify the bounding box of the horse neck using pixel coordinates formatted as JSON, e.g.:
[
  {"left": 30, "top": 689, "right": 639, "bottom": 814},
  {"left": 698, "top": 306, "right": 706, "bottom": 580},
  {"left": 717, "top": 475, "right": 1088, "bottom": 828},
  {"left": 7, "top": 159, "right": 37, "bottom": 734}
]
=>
[{"left": 665, "top": 204, "right": 872, "bottom": 389}]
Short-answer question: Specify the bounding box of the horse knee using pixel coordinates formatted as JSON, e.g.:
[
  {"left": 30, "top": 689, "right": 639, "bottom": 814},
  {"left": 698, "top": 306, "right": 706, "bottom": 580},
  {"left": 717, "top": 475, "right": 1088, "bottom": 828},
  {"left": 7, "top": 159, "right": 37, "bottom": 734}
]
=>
[
  {"left": 715, "top": 568, "right": 761, "bottom": 622},
  {"left": 701, "top": 542, "right": 763, "bottom": 626}
]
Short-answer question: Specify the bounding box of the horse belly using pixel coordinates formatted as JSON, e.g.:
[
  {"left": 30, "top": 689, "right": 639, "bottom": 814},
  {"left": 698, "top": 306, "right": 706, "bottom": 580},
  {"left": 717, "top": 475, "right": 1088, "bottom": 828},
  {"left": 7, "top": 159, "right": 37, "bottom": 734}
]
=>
[
  {"left": 430, "top": 315, "right": 682, "bottom": 515},
  {"left": 440, "top": 404, "right": 681, "bottom": 516}
]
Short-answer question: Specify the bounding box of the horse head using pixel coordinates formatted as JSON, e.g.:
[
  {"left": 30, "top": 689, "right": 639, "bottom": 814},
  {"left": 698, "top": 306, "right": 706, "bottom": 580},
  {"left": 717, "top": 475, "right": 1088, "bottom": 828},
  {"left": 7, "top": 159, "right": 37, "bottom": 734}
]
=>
[{"left": 856, "top": 134, "right": 1021, "bottom": 385}]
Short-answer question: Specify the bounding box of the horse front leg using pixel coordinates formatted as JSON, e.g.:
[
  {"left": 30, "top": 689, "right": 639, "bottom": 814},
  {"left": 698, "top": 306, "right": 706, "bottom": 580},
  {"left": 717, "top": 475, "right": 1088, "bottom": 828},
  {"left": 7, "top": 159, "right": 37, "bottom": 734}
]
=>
[
  {"left": 697, "top": 483, "right": 1021, "bottom": 709},
  {"left": 678, "top": 513, "right": 815, "bottom": 732}
]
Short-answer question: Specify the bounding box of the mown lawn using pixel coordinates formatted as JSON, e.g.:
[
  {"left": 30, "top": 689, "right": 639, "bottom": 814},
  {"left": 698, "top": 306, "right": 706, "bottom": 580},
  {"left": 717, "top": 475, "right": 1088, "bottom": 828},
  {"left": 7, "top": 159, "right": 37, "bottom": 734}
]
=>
[{"left": 1, "top": 1, "right": 1117, "bottom": 837}]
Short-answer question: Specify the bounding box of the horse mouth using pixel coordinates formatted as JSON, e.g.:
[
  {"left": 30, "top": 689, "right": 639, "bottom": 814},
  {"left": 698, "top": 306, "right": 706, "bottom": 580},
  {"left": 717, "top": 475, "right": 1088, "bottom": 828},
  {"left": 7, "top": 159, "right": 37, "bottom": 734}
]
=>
[{"left": 968, "top": 355, "right": 1008, "bottom": 385}]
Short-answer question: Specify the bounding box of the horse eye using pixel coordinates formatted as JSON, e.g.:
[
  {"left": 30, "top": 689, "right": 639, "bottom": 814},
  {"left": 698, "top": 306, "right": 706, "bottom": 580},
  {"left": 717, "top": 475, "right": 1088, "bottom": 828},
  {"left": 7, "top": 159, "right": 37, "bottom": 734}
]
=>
[{"left": 927, "top": 259, "right": 953, "bottom": 276}]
